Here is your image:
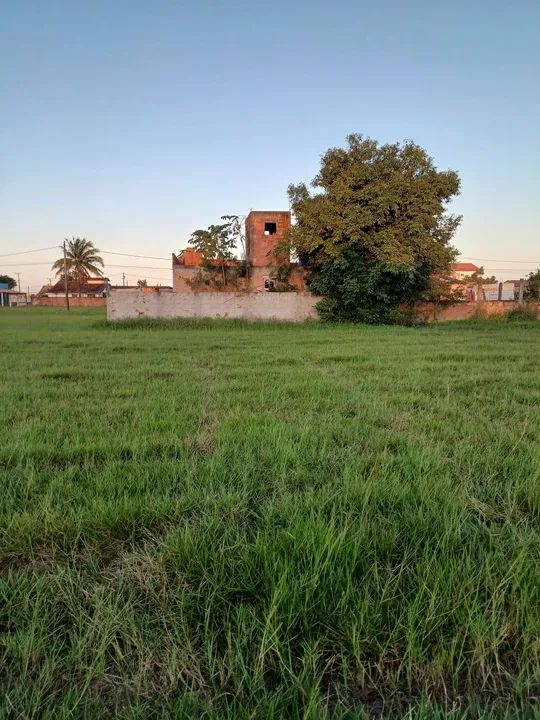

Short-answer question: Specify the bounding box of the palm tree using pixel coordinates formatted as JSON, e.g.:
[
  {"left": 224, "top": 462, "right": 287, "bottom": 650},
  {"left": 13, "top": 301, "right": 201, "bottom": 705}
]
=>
[{"left": 52, "top": 238, "right": 104, "bottom": 296}]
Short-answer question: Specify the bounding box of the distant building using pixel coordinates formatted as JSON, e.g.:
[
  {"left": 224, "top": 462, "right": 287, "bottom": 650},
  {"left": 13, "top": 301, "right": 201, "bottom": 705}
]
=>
[
  {"left": 0, "top": 286, "right": 28, "bottom": 307},
  {"left": 450, "top": 263, "right": 481, "bottom": 280},
  {"left": 37, "top": 277, "right": 110, "bottom": 298},
  {"left": 173, "top": 210, "right": 307, "bottom": 293}
]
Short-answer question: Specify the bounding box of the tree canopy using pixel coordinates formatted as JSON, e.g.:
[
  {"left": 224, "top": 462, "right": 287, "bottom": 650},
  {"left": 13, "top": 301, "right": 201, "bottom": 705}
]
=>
[
  {"left": 524, "top": 269, "right": 540, "bottom": 301},
  {"left": 0, "top": 275, "right": 17, "bottom": 289},
  {"left": 52, "top": 238, "right": 104, "bottom": 281},
  {"left": 188, "top": 219, "right": 239, "bottom": 284},
  {"left": 287, "top": 134, "right": 461, "bottom": 322}
]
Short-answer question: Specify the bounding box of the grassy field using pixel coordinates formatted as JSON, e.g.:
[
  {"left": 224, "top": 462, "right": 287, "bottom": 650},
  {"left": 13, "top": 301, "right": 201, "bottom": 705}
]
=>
[{"left": 0, "top": 307, "right": 539, "bottom": 719}]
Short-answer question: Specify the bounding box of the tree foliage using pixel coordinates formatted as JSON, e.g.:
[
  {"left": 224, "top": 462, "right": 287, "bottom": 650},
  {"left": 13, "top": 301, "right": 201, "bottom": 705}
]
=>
[
  {"left": 524, "top": 268, "right": 540, "bottom": 301},
  {"left": 460, "top": 267, "right": 497, "bottom": 285},
  {"left": 0, "top": 274, "right": 17, "bottom": 289},
  {"left": 188, "top": 218, "right": 239, "bottom": 285},
  {"left": 420, "top": 273, "right": 464, "bottom": 321},
  {"left": 288, "top": 134, "right": 461, "bottom": 322},
  {"left": 52, "top": 238, "right": 104, "bottom": 284},
  {"left": 221, "top": 215, "right": 246, "bottom": 260}
]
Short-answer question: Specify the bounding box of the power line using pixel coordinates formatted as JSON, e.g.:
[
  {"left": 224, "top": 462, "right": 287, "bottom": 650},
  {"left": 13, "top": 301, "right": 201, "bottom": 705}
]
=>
[
  {"left": 0, "top": 262, "right": 55, "bottom": 267},
  {"left": 0, "top": 261, "right": 171, "bottom": 269},
  {"left": 459, "top": 256, "right": 540, "bottom": 264},
  {"left": 3, "top": 245, "right": 535, "bottom": 276},
  {"left": 108, "top": 273, "right": 171, "bottom": 281},
  {"left": 105, "top": 263, "right": 170, "bottom": 270},
  {"left": 0, "top": 245, "right": 59, "bottom": 258},
  {"left": 0, "top": 240, "right": 537, "bottom": 267},
  {"left": 0, "top": 247, "right": 172, "bottom": 261},
  {"left": 100, "top": 249, "right": 170, "bottom": 260}
]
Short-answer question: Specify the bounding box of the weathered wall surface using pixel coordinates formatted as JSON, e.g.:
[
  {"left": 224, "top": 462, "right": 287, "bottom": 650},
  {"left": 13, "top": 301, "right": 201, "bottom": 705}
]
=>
[
  {"left": 108, "top": 291, "right": 540, "bottom": 323},
  {"left": 108, "top": 289, "right": 321, "bottom": 321},
  {"left": 35, "top": 297, "right": 107, "bottom": 307},
  {"left": 173, "top": 265, "right": 309, "bottom": 294},
  {"left": 418, "top": 301, "right": 540, "bottom": 322},
  {"left": 245, "top": 210, "right": 291, "bottom": 267}
]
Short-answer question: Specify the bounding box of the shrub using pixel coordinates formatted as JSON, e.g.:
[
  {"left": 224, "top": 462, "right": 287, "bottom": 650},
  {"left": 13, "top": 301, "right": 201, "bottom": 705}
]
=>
[
  {"left": 389, "top": 306, "right": 428, "bottom": 327},
  {"left": 506, "top": 306, "right": 538, "bottom": 322}
]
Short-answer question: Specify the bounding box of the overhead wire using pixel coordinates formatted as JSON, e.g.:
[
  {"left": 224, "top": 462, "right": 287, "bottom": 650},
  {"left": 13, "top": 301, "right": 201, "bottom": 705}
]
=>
[
  {"left": 100, "top": 250, "right": 170, "bottom": 260},
  {"left": 2, "top": 244, "right": 538, "bottom": 289},
  {"left": 0, "top": 245, "right": 60, "bottom": 258},
  {"left": 458, "top": 256, "right": 539, "bottom": 264},
  {"left": 1, "top": 244, "right": 538, "bottom": 265},
  {"left": 0, "top": 261, "right": 171, "bottom": 269}
]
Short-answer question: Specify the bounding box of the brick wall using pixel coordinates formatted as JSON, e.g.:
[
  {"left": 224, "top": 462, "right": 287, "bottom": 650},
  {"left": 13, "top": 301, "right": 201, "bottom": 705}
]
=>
[
  {"left": 108, "top": 289, "right": 320, "bottom": 321},
  {"left": 418, "top": 301, "right": 540, "bottom": 322},
  {"left": 173, "top": 265, "right": 248, "bottom": 293},
  {"left": 245, "top": 211, "right": 291, "bottom": 267},
  {"left": 35, "top": 297, "right": 107, "bottom": 307},
  {"left": 173, "top": 263, "right": 309, "bottom": 294}
]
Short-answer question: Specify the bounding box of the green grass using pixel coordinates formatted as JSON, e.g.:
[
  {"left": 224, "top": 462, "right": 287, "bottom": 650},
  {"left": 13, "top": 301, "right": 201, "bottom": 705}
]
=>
[{"left": 0, "top": 307, "right": 539, "bottom": 719}]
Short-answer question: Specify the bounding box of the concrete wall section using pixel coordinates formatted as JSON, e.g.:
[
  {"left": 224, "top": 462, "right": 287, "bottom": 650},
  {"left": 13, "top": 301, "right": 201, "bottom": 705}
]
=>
[
  {"left": 108, "top": 289, "right": 320, "bottom": 321},
  {"left": 108, "top": 291, "right": 540, "bottom": 323}
]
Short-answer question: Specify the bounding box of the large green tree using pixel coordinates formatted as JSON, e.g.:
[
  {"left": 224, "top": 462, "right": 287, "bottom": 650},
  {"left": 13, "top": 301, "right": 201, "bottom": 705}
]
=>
[
  {"left": 288, "top": 134, "right": 461, "bottom": 322},
  {"left": 52, "top": 238, "right": 104, "bottom": 296}
]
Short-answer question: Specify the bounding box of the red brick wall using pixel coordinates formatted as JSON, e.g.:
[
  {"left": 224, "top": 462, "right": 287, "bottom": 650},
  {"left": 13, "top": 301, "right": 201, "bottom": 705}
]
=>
[
  {"left": 289, "top": 267, "right": 309, "bottom": 293},
  {"left": 35, "top": 297, "right": 106, "bottom": 307},
  {"left": 174, "top": 258, "right": 309, "bottom": 294},
  {"left": 245, "top": 211, "right": 291, "bottom": 267},
  {"left": 418, "top": 301, "right": 540, "bottom": 322},
  {"left": 173, "top": 266, "right": 250, "bottom": 293},
  {"left": 248, "top": 266, "right": 309, "bottom": 294}
]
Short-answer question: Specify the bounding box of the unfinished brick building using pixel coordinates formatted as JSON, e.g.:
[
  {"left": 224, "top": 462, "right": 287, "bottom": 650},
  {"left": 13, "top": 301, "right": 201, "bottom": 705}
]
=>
[{"left": 172, "top": 210, "right": 306, "bottom": 293}]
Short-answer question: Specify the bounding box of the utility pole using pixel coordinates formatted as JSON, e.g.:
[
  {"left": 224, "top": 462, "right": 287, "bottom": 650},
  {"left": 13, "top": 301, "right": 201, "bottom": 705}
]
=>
[
  {"left": 16, "top": 272, "right": 21, "bottom": 293},
  {"left": 518, "top": 278, "right": 525, "bottom": 306},
  {"left": 63, "top": 240, "right": 70, "bottom": 311},
  {"left": 122, "top": 272, "right": 126, "bottom": 287}
]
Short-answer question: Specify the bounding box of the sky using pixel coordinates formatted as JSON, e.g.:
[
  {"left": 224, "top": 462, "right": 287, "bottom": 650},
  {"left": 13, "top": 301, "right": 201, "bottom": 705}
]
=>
[{"left": 1, "top": 0, "right": 539, "bottom": 291}]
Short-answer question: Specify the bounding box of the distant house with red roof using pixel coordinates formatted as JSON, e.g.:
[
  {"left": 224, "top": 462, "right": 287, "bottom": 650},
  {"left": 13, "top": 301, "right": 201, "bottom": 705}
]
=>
[
  {"left": 450, "top": 263, "right": 481, "bottom": 280},
  {"left": 37, "top": 277, "right": 110, "bottom": 298}
]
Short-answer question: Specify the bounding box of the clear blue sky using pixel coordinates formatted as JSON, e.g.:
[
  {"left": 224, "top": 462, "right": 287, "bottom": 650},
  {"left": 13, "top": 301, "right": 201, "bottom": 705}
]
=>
[{"left": 1, "top": 0, "right": 539, "bottom": 290}]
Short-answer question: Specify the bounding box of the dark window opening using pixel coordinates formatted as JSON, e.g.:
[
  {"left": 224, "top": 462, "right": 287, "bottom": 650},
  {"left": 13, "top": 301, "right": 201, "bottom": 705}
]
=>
[
  {"left": 264, "top": 278, "right": 275, "bottom": 290},
  {"left": 264, "top": 222, "right": 277, "bottom": 235}
]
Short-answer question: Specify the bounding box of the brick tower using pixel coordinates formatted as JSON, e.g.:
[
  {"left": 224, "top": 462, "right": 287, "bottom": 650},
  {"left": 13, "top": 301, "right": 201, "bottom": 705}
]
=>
[{"left": 245, "top": 211, "right": 291, "bottom": 267}]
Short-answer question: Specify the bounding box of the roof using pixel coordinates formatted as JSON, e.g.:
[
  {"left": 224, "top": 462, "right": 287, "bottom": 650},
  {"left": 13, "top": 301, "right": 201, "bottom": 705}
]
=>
[
  {"left": 245, "top": 210, "right": 291, "bottom": 216},
  {"left": 451, "top": 263, "right": 481, "bottom": 272},
  {"left": 36, "top": 284, "right": 52, "bottom": 297},
  {"left": 48, "top": 277, "right": 110, "bottom": 294},
  {"left": 173, "top": 250, "right": 240, "bottom": 268}
]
